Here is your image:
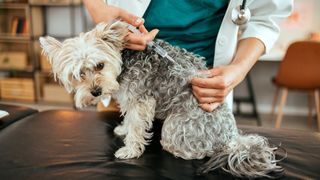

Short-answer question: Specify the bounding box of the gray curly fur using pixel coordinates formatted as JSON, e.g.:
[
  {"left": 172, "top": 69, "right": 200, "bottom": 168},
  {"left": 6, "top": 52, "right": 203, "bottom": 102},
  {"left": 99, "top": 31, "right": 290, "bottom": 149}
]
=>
[{"left": 118, "top": 39, "right": 284, "bottom": 178}]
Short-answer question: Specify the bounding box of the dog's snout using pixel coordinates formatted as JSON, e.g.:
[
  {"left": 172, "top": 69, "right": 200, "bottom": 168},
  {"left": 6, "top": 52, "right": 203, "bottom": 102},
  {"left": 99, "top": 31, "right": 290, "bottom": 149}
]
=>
[{"left": 91, "top": 87, "right": 102, "bottom": 97}]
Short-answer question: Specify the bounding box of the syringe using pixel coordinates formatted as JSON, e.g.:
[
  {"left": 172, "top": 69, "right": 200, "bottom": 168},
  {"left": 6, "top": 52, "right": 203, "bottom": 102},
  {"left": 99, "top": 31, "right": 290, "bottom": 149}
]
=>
[{"left": 127, "top": 24, "right": 176, "bottom": 63}]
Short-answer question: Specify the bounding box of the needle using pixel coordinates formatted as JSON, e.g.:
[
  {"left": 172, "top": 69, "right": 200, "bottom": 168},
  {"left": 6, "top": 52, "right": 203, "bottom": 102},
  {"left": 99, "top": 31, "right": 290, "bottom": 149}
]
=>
[{"left": 127, "top": 24, "right": 176, "bottom": 63}]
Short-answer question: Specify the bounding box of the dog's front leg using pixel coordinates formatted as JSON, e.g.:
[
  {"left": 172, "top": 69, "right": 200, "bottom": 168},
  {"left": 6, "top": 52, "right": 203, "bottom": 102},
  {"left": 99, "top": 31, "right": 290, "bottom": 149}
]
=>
[{"left": 115, "top": 97, "right": 156, "bottom": 159}]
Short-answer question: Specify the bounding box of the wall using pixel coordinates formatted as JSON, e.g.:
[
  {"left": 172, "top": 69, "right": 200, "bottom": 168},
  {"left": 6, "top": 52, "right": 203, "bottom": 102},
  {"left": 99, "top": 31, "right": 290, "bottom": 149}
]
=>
[
  {"left": 45, "top": 6, "right": 93, "bottom": 37},
  {"left": 235, "top": 0, "right": 320, "bottom": 115}
]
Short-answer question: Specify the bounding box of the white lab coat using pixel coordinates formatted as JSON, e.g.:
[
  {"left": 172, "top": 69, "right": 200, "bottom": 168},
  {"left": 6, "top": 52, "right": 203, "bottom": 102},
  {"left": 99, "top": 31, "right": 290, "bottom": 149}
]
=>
[{"left": 105, "top": 0, "right": 293, "bottom": 108}]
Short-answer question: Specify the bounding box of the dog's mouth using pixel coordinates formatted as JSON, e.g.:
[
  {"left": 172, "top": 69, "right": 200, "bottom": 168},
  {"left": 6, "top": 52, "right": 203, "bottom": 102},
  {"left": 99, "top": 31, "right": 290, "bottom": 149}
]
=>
[
  {"left": 87, "top": 93, "right": 112, "bottom": 107},
  {"left": 74, "top": 84, "right": 118, "bottom": 108}
]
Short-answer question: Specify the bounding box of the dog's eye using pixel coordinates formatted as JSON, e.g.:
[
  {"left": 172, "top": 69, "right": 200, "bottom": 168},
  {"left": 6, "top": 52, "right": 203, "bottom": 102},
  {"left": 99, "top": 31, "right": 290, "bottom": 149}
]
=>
[{"left": 95, "top": 63, "right": 104, "bottom": 71}]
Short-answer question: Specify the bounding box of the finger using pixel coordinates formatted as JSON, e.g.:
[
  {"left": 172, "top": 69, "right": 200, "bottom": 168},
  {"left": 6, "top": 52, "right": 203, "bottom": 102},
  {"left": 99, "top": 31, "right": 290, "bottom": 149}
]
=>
[
  {"left": 145, "top": 29, "right": 159, "bottom": 42},
  {"left": 125, "top": 43, "right": 146, "bottom": 51},
  {"left": 195, "top": 96, "right": 224, "bottom": 104},
  {"left": 199, "top": 103, "right": 220, "bottom": 112},
  {"left": 197, "top": 67, "right": 222, "bottom": 78},
  {"left": 209, "top": 67, "right": 223, "bottom": 76},
  {"left": 197, "top": 70, "right": 213, "bottom": 78},
  {"left": 125, "top": 29, "right": 159, "bottom": 46},
  {"left": 192, "top": 85, "right": 226, "bottom": 98},
  {"left": 125, "top": 33, "right": 148, "bottom": 46},
  {"left": 139, "top": 25, "right": 148, "bottom": 34},
  {"left": 193, "top": 90, "right": 224, "bottom": 104},
  {"left": 191, "top": 76, "right": 227, "bottom": 89},
  {"left": 118, "top": 8, "right": 144, "bottom": 26}
]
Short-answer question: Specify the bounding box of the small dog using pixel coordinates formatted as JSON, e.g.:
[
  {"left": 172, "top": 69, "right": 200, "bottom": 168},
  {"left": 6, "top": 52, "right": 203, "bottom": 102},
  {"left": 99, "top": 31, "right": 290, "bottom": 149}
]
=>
[{"left": 40, "top": 21, "right": 284, "bottom": 178}]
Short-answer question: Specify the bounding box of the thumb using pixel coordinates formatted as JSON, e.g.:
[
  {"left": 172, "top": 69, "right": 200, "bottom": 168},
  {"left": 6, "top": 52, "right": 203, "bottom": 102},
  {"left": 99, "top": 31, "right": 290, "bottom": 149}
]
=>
[
  {"left": 209, "top": 67, "right": 223, "bottom": 76},
  {"left": 117, "top": 8, "right": 144, "bottom": 27},
  {"left": 146, "top": 29, "right": 159, "bottom": 41},
  {"left": 197, "top": 67, "right": 222, "bottom": 78},
  {"left": 199, "top": 103, "right": 220, "bottom": 112}
]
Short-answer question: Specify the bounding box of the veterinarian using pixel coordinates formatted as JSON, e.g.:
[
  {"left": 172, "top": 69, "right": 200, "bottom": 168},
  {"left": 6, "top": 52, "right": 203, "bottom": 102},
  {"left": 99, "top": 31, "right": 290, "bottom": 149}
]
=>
[{"left": 84, "top": 0, "right": 293, "bottom": 112}]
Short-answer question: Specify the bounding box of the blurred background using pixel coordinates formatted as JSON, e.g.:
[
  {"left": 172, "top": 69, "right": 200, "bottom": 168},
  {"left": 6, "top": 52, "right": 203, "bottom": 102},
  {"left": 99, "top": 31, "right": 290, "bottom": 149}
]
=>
[{"left": 0, "top": 0, "right": 319, "bottom": 131}]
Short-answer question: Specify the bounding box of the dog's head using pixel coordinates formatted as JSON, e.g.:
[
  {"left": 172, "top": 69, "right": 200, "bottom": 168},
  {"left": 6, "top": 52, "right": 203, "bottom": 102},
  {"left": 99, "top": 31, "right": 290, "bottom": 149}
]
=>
[{"left": 39, "top": 21, "right": 128, "bottom": 108}]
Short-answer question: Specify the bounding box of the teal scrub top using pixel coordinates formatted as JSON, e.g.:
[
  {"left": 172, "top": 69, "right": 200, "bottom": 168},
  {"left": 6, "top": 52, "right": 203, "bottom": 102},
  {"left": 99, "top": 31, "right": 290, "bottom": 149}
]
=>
[{"left": 143, "top": 0, "right": 228, "bottom": 66}]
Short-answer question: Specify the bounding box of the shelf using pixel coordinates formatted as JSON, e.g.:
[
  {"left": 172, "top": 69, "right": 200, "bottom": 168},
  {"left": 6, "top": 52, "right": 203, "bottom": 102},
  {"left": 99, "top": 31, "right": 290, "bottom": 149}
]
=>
[
  {"left": 0, "top": 67, "right": 35, "bottom": 73},
  {"left": 39, "top": 70, "right": 52, "bottom": 75},
  {"left": 0, "top": 33, "right": 30, "bottom": 41},
  {"left": 29, "top": 3, "right": 82, "bottom": 6},
  {"left": 29, "top": 0, "right": 82, "bottom": 6},
  {"left": 0, "top": 3, "right": 28, "bottom": 9},
  {"left": 0, "top": 34, "right": 41, "bottom": 43},
  {"left": 0, "top": 0, "right": 86, "bottom": 104}
]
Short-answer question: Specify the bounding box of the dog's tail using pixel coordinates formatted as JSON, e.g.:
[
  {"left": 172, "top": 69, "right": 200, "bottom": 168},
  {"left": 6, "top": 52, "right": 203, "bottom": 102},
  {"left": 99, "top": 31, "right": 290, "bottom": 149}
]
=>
[{"left": 198, "top": 134, "right": 285, "bottom": 178}]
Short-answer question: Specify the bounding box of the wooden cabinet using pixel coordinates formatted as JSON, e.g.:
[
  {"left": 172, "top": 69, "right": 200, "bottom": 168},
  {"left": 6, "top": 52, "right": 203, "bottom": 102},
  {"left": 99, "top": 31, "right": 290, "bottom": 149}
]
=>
[
  {"left": 0, "top": 78, "right": 35, "bottom": 101},
  {"left": 0, "top": 1, "right": 43, "bottom": 102},
  {"left": 0, "top": 0, "right": 87, "bottom": 104},
  {"left": 0, "top": 51, "right": 28, "bottom": 70}
]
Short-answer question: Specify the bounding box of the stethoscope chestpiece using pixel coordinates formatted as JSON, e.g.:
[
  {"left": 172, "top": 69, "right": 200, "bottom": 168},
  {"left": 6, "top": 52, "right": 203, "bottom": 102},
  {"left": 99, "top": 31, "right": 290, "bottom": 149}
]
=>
[{"left": 231, "top": 5, "right": 251, "bottom": 26}]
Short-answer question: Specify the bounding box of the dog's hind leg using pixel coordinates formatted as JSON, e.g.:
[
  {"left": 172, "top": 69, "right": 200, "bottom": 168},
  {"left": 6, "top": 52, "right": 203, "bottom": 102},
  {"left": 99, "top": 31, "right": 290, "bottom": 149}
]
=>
[
  {"left": 114, "top": 96, "right": 156, "bottom": 159},
  {"left": 160, "top": 113, "right": 209, "bottom": 160}
]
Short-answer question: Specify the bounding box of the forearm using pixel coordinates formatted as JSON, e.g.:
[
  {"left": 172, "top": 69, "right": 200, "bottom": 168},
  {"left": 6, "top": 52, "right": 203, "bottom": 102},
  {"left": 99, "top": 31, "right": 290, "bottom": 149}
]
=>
[
  {"left": 231, "top": 37, "right": 265, "bottom": 79},
  {"left": 83, "top": 0, "right": 114, "bottom": 23},
  {"left": 83, "top": 0, "right": 144, "bottom": 28}
]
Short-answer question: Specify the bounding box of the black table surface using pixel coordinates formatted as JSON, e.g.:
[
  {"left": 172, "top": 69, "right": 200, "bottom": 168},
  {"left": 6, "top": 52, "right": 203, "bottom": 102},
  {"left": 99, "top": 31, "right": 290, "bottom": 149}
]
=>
[
  {"left": 0, "top": 110, "right": 319, "bottom": 180},
  {"left": 0, "top": 104, "right": 38, "bottom": 130}
]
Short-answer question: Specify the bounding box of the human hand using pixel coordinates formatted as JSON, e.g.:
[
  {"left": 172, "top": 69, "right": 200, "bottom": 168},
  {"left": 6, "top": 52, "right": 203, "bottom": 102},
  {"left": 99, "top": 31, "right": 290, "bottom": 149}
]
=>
[
  {"left": 191, "top": 64, "right": 246, "bottom": 112},
  {"left": 100, "top": 6, "right": 159, "bottom": 51},
  {"left": 83, "top": 0, "right": 159, "bottom": 51},
  {"left": 125, "top": 25, "right": 159, "bottom": 51}
]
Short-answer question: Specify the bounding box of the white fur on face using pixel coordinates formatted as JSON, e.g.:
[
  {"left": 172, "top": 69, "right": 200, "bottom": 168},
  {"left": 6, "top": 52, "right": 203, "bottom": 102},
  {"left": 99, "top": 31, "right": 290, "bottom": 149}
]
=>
[{"left": 39, "top": 21, "right": 128, "bottom": 108}]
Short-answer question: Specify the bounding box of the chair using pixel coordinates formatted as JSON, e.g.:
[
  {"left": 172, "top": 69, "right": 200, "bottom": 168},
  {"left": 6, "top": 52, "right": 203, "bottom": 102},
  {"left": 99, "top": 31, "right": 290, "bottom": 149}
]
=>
[{"left": 271, "top": 41, "right": 320, "bottom": 131}]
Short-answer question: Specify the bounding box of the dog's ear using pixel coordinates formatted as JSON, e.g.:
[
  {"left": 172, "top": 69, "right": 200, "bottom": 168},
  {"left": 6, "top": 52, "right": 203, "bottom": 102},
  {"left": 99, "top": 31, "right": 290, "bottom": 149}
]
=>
[
  {"left": 39, "top": 36, "right": 74, "bottom": 93},
  {"left": 39, "top": 36, "right": 62, "bottom": 65},
  {"left": 94, "top": 20, "right": 128, "bottom": 49}
]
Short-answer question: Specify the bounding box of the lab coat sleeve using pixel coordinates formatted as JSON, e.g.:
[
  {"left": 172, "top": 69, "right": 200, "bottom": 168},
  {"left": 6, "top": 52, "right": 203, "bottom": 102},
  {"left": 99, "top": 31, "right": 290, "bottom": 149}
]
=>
[{"left": 238, "top": 0, "right": 293, "bottom": 54}]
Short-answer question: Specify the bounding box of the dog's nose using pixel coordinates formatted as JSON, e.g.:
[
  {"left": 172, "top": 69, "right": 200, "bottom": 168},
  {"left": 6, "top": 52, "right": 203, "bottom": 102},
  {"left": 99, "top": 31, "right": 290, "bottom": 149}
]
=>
[{"left": 91, "top": 87, "right": 102, "bottom": 97}]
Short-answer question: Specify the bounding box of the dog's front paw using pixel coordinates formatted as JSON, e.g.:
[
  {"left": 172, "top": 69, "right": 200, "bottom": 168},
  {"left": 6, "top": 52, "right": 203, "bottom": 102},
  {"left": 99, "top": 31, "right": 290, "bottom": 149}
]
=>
[
  {"left": 114, "top": 125, "right": 127, "bottom": 136},
  {"left": 115, "top": 146, "right": 143, "bottom": 159}
]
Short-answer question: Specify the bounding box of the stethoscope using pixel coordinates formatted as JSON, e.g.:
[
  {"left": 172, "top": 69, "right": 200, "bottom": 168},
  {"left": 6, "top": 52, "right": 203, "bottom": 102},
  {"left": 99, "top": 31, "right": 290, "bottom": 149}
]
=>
[{"left": 231, "top": 0, "right": 251, "bottom": 25}]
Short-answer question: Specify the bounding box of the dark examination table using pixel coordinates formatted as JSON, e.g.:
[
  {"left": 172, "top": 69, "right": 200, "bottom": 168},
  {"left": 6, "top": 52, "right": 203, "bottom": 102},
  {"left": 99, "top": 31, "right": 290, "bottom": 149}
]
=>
[{"left": 0, "top": 110, "right": 319, "bottom": 179}]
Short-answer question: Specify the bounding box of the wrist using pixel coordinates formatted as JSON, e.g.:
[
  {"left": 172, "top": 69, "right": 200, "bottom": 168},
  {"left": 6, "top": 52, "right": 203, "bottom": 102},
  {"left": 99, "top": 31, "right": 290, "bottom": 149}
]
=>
[
  {"left": 224, "top": 63, "right": 248, "bottom": 88},
  {"left": 230, "top": 61, "right": 250, "bottom": 78}
]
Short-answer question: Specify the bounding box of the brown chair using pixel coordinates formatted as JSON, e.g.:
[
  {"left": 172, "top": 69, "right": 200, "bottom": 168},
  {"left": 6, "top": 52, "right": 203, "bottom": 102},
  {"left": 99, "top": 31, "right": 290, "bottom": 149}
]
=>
[{"left": 271, "top": 41, "right": 320, "bottom": 131}]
